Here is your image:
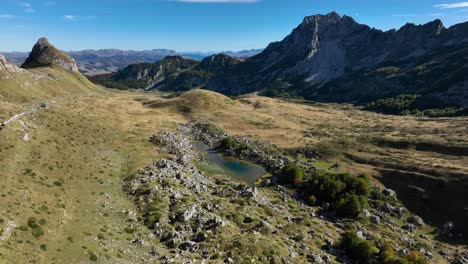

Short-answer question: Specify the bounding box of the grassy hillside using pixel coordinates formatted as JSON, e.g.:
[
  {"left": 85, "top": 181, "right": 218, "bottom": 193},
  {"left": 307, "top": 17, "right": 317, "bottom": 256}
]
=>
[
  {"left": 0, "top": 66, "right": 98, "bottom": 104},
  {"left": 1, "top": 68, "right": 467, "bottom": 263}
]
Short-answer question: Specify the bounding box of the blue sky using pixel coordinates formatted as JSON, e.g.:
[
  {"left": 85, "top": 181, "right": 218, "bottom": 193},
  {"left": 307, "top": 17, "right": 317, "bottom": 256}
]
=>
[{"left": 1, "top": 0, "right": 467, "bottom": 52}]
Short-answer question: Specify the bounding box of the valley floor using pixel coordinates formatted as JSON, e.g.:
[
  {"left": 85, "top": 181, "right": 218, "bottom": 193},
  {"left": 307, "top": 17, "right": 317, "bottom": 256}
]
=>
[{"left": 0, "top": 87, "right": 467, "bottom": 263}]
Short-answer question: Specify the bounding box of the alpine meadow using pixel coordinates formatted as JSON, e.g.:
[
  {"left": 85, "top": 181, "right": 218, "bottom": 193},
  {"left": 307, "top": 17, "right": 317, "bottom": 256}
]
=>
[{"left": 0, "top": 1, "right": 467, "bottom": 263}]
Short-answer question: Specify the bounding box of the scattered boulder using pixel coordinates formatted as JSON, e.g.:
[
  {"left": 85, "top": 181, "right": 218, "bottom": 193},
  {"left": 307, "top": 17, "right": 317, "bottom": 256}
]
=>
[
  {"left": 361, "top": 209, "right": 372, "bottom": 218},
  {"left": 443, "top": 221, "right": 455, "bottom": 234},
  {"left": 402, "top": 223, "right": 417, "bottom": 233},
  {"left": 370, "top": 215, "right": 381, "bottom": 224},
  {"left": 307, "top": 253, "right": 324, "bottom": 263},
  {"left": 382, "top": 188, "right": 396, "bottom": 197},
  {"left": 177, "top": 207, "right": 197, "bottom": 223},
  {"left": 406, "top": 215, "right": 424, "bottom": 227}
]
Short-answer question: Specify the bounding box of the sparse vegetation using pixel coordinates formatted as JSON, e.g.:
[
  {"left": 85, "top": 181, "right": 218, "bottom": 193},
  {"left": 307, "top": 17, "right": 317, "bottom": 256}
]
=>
[
  {"left": 379, "top": 244, "right": 429, "bottom": 264},
  {"left": 341, "top": 230, "right": 378, "bottom": 262},
  {"left": 366, "top": 94, "right": 466, "bottom": 117}
]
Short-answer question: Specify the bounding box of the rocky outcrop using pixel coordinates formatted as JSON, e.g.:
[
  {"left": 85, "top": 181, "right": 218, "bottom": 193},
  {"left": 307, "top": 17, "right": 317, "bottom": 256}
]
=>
[
  {"left": 0, "top": 53, "right": 24, "bottom": 73},
  {"left": 112, "top": 55, "right": 199, "bottom": 90},
  {"left": 21, "top": 37, "right": 78, "bottom": 72},
  {"left": 122, "top": 128, "right": 324, "bottom": 262},
  {"left": 195, "top": 53, "right": 241, "bottom": 73}
]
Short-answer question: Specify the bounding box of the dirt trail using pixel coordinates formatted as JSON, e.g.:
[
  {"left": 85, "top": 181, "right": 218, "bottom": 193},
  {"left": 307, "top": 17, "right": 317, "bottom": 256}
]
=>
[
  {"left": 1, "top": 100, "right": 59, "bottom": 128},
  {"left": 3, "top": 108, "right": 36, "bottom": 126}
]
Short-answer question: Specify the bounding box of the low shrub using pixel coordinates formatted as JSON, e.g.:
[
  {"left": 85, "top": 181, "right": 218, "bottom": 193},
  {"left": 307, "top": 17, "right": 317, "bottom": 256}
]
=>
[
  {"left": 336, "top": 194, "right": 368, "bottom": 218},
  {"left": 28, "top": 217, "right": 45, "bottom": 239},
  {"left": 40, "top": 244, "right": 47, "bottom": 251},
  {"left": 307, "top": 195, "right": 317, "bottom": 206},
  {"left": 341, "top": 230, "right": 378, "bottom": 263},
  {"left": 280, "top": 163, "right": 304, "bottom": 186},
  {"left": 219, "top": 137, "right": 236, "bottom": 149},
  {"left": 300, "top": 172, "right": 370, "bottom": 217}
]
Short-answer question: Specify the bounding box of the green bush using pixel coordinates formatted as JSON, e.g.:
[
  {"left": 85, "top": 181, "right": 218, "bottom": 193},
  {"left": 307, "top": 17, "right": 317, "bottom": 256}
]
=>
[
  {"left": 219, "top": 137, "right": 236, "bottom": 149},
  {"left": 28, "top": 217, "right": 45, "bottom": 239},
  {"left": 307, "top": 195, "right": 317, "bottom": 206},
  {"left": 40, "top": 244, "right": 47, "bottom": 251},
  {"left": 280, "top": 163, "right": 304, "bottom": 186},
  {"left": 89, "top": 251, "right": 98, "bottom": 261},
  {"left": 31, "top": 226, "right": 44, "bottom": 238},
  {"left": 336, "top": 194, "right": 368, "bottom": 218},
  {"left": 27, "top": 217, "right": 38, "bottom": 228},
  {"left": 311, "top": 174, "right": 346, "bottom": 201},
  {"left": 341, "top": 230, "right": 378, "bottom": 263},
  {"left": 18, "top": 226, "right": 29, "bottom": 231}
]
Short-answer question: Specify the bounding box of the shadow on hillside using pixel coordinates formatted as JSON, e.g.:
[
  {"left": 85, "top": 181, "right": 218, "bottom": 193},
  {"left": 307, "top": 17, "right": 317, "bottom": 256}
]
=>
[{"left": 377, "top": 169, "right": 468, "bottom": 245}]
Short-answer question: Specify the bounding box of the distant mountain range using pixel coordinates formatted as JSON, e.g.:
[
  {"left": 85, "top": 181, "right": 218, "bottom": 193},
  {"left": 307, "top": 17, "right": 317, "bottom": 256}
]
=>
[
  {"left": 1, "top": 49, "right": 262, "bottom": 76},
  {"left": 90, "top": 12, "right": 467, "bottom": 115}
]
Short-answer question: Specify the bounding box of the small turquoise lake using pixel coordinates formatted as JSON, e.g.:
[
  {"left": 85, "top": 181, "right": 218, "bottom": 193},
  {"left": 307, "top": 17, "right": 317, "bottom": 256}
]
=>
[{"left": 194, "top": 142, "right": 268, "bottom": 186}]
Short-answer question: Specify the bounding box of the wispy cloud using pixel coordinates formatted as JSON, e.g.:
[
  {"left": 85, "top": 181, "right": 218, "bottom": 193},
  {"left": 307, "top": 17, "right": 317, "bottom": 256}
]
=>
[
  {"left": 173, "top": 0, "right": 259, "bottom": 3},
  {"left": 21, "top": 2, "right": 35, "bottom": 13},
  {"left": 434, "top": 2, "right": 468, "bottom": 8},
  {"left": 64, "top": 15, "right": 77, "bottom": 21},
  {"left": 0, "top": 14, "right": 16, "bottom": 19}
]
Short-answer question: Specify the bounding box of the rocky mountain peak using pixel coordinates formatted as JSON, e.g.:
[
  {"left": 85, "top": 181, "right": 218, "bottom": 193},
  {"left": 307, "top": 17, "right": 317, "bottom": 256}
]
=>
[
  {"left": 398, "top": 19, "right": 446, "bottom": 36},
  {"left": 0, "top": 53, "right": 7, "bottom": 64},
  {"left": 21, "top": 37, "right": 78, "bottom": 72},
  {"left": 162, "top": 55, "right": 186, "bottom": 62},
  {"left": 302, "top": 11, "right": 342, "bottom": 27},
  {"left": 196, "top": 53, "right": 241, "bottom": 73}
]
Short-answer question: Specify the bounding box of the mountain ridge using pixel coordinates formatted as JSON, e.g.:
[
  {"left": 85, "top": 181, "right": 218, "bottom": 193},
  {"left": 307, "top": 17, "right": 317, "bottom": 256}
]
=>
[
  {"left": 2, "top": 49, "right": 263, "bottom": 76},
  {"left": 90, "top": 12, "right": 467, "bottom": 114}
]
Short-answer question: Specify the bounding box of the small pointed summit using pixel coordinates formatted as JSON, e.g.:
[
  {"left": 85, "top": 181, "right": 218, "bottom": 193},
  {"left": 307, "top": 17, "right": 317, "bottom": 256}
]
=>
[
  {"left": 302, "top": 11, "right": 344, "bottom": 26},
  {"left": 21, "top": 37, "right": 78, "bottom": 72},
  {"left": 326, "top": 11, "right": 341, "bottom": 20}
]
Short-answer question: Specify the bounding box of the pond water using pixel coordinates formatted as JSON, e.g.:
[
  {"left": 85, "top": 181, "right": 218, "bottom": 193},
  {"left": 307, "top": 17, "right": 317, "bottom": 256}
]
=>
[{"left": 194, "top": 142, "right": 268, "bottom": 186}]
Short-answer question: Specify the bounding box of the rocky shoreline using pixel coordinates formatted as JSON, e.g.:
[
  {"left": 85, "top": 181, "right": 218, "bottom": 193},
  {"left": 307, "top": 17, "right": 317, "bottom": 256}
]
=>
[
  {"left": 180, "top": 122, "right": 292, "bottom": 177},
  {"left": 122, "top": 125, "right": 343, "bottom": 263}
]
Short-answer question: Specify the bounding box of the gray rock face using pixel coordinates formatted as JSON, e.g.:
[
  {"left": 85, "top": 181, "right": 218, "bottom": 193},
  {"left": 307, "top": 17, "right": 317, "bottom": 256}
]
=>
[
  {"left": 206, "top": 12, "right": 468, "bottom": 98},
  {"left": 0, "top": 53, "right": 23, "bottom": 72},
  {"left": 252, "top": 12, "right": 361, "bottom": 82},
  {"left": 195, "top": 53, "right": 241, "bottom": 73},
  {"left": 21, "top": 37, "right": 78, "bottom": 72}
]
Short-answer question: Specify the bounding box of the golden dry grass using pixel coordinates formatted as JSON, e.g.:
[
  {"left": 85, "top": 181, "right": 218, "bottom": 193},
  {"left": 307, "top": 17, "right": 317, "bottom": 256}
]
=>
[{"left": 1, "top": 72, "right": 467, "bottom": 263}]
